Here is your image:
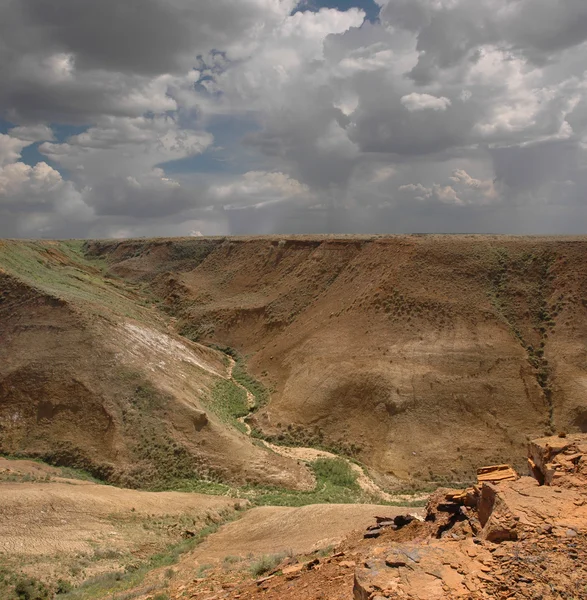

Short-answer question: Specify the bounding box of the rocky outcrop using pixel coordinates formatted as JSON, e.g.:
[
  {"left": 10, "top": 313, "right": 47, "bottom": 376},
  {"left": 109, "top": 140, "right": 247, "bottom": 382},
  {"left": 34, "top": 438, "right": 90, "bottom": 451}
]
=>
[
  {"left": 353, "top": 435, "right": 587, "bottom": 599},
  {"left": 528, "top": 433, "right": 587, "bottom": 488}
]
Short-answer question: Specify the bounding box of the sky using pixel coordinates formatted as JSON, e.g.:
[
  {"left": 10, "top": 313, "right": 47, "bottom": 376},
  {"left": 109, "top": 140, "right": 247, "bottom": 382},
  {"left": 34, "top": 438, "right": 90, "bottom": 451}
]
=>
[{"left": 1, "top": 0, "right": 587, "bottom": 238}]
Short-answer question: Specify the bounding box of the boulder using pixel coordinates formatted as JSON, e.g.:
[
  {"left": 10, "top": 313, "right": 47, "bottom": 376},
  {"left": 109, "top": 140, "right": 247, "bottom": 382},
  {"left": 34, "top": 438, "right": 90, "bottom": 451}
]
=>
[{"left": 528, "top": 433, "right": 587, "bottom": 488}]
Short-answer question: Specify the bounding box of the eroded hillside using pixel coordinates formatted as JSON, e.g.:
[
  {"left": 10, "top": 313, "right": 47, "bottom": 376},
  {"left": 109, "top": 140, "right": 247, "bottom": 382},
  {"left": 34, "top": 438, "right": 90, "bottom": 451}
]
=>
[
  {"left": 0, "top": 240, "right": 311, "bottom": 490},
  {"left": 85, "top": 235, "right": 587, "bottom": 486}
]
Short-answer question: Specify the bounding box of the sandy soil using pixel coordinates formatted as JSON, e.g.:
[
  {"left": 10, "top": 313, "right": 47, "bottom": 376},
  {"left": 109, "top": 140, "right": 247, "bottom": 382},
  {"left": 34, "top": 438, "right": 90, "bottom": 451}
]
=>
[
  {"left": 0, "top": 458, "right": 239, "bottom": 564},
  {"left": 187, "top": 504, "right": 423, "bottom": 563}
]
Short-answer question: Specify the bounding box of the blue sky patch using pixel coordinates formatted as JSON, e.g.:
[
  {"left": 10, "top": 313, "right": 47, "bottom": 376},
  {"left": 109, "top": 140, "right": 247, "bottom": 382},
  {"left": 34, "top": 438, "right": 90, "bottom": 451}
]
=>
[
  {"left": 160, "top": 115, "right": 262, "bottom": 175},
  {"left": 51, "top": 123, "right": 89, "bottom": 143},
  {"left": 293, "top": 0, "right": 380, "bottom": 22},
  {"left": 0, "top": 119, "right": 89, "bottom": 167},
  {"left": 20, "top": 143, "right": 47, "bottom": 167}
]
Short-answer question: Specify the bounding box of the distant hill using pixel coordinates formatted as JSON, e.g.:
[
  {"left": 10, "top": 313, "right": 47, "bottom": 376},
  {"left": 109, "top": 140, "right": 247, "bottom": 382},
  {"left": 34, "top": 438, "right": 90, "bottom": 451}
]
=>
[
  {"left": 85, "top": 234, "right": 587, "bottom": 486},
  {"left": 2, "top": 235, "right": 587, "bottom": 489}
]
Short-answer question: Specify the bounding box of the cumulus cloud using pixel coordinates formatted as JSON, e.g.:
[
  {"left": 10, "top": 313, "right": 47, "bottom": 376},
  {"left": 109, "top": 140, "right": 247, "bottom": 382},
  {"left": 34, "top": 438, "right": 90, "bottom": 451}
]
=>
[
  {"left": 7, "top": 125, "right": 55, "bottom": 142},
  {"left": 399, "top": 169, "right": 498, "bottom": 205},
  {"left": 0, "top": 134, "right": 30, "bottom": 167},
  {"left": 1, "top": 0, "right": 587, "bottom": 236},
  {"left": 0, "top": 131, "right": 93, "bottom": 238},
  {"left": 210, "top": 171, "right": 310, "bottom": 209},
  {"left": 401, "top": 93, "right": 451, "bottom": 112}
]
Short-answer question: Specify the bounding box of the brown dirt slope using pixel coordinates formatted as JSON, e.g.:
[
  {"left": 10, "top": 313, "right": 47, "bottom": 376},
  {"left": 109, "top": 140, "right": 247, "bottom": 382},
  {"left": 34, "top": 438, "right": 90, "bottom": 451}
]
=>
[
  {"left": 0, "top": 240, "right": 311, "bottom": 489},
  {"left": 86, "top": 235, "right": 587, "bottom": 485},
  {"left": 0, "top": 456, "right": 243, "bottom": 591},
  {"left": 162, "top": 434, "right": 587, "bottom": 600},
  {"left": 188, "top": 504, "right": 422, "bottom": 562}
]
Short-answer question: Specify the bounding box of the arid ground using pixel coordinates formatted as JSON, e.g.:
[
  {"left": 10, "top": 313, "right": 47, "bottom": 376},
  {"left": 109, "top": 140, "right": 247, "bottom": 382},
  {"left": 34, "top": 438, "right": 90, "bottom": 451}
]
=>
[{"left": 1, "top": 236, "right": 586, "bottom": 599}]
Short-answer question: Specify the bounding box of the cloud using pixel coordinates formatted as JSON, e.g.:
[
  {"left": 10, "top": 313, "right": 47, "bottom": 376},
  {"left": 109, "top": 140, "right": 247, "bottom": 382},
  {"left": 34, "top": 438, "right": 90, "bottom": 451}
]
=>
[
  {"left": 36, "top": 116, "right": 212, "bottom": 219},
  {"left": 0, "top": 161, "right": 62, "bottom": 201},
  {"left": 84, "top": 170, "right": 197, "bottom": 218},
  {"left": 1, "top": 0, "right": 587, "bottom": 236},
  {"left": 7, "top": 125, "right": 55, "bottom": 142},
  {"left": 398, "top": 168, "right": 498, "bottom": 205},
  {"left": 210, "top": 171, "right": 310, "bottom": 209},
  {"left": 401, "top": 93, "right": 451, "bottom": 111},
  {"left": 0, "top": 134, "right": 30, "bottom": 167},
  {"left": 0, "top": 131, "right": 93, "bottom": 237}
]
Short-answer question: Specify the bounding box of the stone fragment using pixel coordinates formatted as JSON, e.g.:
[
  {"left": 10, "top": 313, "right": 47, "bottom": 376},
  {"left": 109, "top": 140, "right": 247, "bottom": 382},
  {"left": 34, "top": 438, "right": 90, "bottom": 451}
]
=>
[
  {"left": 385, "top": 552, "right": 408, "bottom": 568},
  {"left": 255, "top": 575, "right": 275, "bottom": 586},
  {"left": 281, "top": 564, "right": 304, "bottom": 576},
  {"left": 477, "top": 464, "right": 518, "bottom": 485},
  {"left": 364, "top": 528, "right": 382, "bottom": 539}
]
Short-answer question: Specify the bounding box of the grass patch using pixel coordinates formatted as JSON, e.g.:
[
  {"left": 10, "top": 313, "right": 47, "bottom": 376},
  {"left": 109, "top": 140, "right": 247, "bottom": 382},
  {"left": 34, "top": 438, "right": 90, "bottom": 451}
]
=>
[
  {"left": 156, "top": 455, "right": 427, "bottom": 508},
  {"left": 153, "top": 477, "right": 232, "bottom": 496},
  {"left": 312, "top": 458, "right": 357, "bottom": 488},
  {"left": 0, "top": 241, "right": 157, "bottom": 323},
  {"left": 251, "top": 425, "right": 363, "bottom": 459},
  {"left": 206, "top": 379, "right": 249, "bottom": 433},
  {"left": 241, "top": 458, "right": 362, "bottom": 507},
  {"left": 0, "top": 455, "right": 103, "bottom": 485},
  {"left": 250, "top": 553, "right": 288, "bottom": 578},
  {"left": 241, "top": 458, "right": 428, "bottom": 507},
  {"left": 231, "top": 359, "right": 270, "bottom": 410},
  {"left": 206, "top": 345, "right": 271, "bottom": 410},
  {"left": 57, "top": 466, "right": 104, "bottom": 484}
]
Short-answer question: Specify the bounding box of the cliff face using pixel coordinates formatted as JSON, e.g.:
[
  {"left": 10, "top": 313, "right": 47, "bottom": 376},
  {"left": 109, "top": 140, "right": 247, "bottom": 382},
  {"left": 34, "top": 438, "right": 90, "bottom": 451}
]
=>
[{"left": 86, "top": 235, "right": 587, "bottom": 484}]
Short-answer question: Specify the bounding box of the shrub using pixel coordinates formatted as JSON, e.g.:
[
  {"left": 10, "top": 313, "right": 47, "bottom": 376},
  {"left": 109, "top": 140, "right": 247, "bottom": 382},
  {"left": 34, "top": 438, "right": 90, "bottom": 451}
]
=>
[
  {"left": 312, "top": 458, "right": 357, "bottom": 488},
  {"left": 55, "top": 579, "right": 73, "bottom": 595},
  {"left": 249, "top": 553, "right": 287, "bottom": 577},
  {"left": 14, "top": 578, "right": 51, "bottom": 600}
]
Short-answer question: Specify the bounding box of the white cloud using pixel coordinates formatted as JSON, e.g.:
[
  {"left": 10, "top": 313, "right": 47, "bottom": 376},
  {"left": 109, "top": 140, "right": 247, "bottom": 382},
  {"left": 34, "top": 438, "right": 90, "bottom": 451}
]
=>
[
  {"left": 399, "top": 169, "right": 498, "bottom": 205},
  {"left": 7, "top": 125, "right": 55, "bottom": 142},
  {"left": 400, "top": 93, "right": 452, "bottom": 112},
  {"left": 210, "top": 171, "right": 310, "bottom": 209},
  {"left": 0, "top": 131, "right": 93, "bottom": 238},
  {"left": 0, "top": 162, "right": 62, "bottom": 199},
  {"left": 37, "top": 116, "right": 212, "bottom": 218}
]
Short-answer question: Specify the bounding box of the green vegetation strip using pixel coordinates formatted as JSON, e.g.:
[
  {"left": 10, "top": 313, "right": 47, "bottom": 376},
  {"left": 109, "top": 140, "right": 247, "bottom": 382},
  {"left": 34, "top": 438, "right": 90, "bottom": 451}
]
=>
[
  {"left": 0, "top": 240, "right": 157, "bottom": 322},
  {"left": 171, "top": 458, "right": 426, "bottom": 508},
  {"left": 207, "top": 379, "right": 249, "bottom": 434}
]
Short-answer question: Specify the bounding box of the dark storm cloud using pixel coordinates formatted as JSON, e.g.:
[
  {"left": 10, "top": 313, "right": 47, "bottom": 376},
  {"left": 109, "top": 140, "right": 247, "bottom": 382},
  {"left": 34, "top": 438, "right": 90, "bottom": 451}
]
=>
[
  {"left": 16, "top": 0, "right": 277, "bottom": 75},
  {"left": 379, "top": 0, "right": 587, "bottom": 83},
  {"left": 0, "top": 0, "right": 295, "bottom": 122},
  {"left": 85, "top": 175, "right": 199, "bottom": 219},
  {"left": 490, "top": 141, "right": 582, "bottom": 193}
]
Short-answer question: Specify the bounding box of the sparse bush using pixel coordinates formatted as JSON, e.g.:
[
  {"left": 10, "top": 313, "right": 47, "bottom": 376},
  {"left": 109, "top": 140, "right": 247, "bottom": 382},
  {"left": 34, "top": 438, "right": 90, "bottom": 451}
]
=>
[
  {"left": 196, "top": 564, "right": 213, "bottom": 578},
  {"left": 312, "top": 458, "right": 357, "bottom": 488},
  {"left": 14, "top": 578, "right": 51, "bottom": 600},
  {"left": 249, "top": 553, "right": 286, "bottom": 577},
  {"left": 92, "top": 547, "right": 123, "bottom": 561},
  {"left": 55, "top": 579, "right": 73, "bottom": 595}
]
